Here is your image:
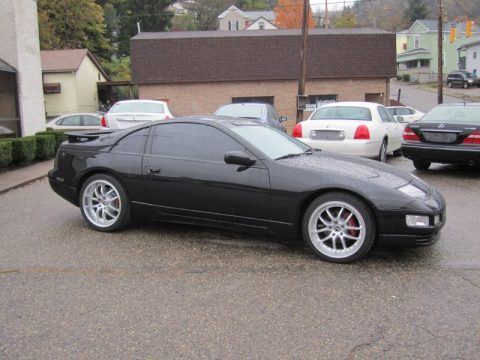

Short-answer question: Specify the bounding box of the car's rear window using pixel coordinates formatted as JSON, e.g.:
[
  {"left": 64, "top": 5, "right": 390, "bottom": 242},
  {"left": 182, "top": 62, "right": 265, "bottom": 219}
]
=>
[
  {"left": 421, "top": 106, "right": 480, "bottom": 124},
  {"left": 111, "top": 102, "right": 165, "bottom": 114},
  {"left": 310, "top": 106, "right": 372, "bottom": 121},
  {"left": 215, "top": 104, "right": 264, "bottom": 120}
]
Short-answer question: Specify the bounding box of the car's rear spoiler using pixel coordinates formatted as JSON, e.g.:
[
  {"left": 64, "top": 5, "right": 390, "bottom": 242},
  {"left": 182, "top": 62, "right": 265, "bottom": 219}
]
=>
[{"left": 65, "top": 130, "right": 117, "bottom": 143}]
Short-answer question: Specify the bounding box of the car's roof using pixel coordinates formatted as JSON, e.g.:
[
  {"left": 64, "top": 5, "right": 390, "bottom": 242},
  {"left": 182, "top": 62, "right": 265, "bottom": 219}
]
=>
[
  {"left": 52, "top": 113, "right": 100, "bottom": 119},
  {"left": 114, "top": 99, "right": 168, "bottom": 105},
  {"left": 387, "top": 106, "right": 411, "bottom": 109},
  {"left": 318, "top": 101, "right": 381, "bottom": 109},
  {"left": 434, "top": 102, "right": 480, "bottom": 107}
]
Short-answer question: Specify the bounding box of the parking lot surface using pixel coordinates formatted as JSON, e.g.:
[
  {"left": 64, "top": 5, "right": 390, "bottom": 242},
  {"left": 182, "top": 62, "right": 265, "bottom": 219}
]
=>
[{"left": 1, "top": 157, "right": 479, "bottom": 359}]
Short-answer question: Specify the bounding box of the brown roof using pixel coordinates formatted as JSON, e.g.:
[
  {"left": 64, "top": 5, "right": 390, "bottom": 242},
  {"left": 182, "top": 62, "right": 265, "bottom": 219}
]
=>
[
  {"left": 131, "top": 29, "right": 396, "bottom": 85},
  {"left": 41, "top": 49, "right": 109, "bottom": 80}
]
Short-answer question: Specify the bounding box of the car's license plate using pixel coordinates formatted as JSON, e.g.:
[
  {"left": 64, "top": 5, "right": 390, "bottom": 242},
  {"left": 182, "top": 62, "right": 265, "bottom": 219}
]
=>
[
  {"left": 422, "top": 132, "right": 457, "bottom": 143},
  {"left": 310, "top": 130, "right": 345, "bottom": 140}
]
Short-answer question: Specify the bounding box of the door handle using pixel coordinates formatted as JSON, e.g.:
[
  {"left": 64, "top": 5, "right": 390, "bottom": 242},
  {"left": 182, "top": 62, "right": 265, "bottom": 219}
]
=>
[{"left": 147, "top": 167, "right": 161, "bottom": 174}]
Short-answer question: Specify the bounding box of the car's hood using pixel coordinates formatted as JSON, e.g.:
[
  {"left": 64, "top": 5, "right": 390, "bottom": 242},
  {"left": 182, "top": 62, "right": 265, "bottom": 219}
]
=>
[{"left": 278, "top": 150, "right": 413, "bottom": 189}]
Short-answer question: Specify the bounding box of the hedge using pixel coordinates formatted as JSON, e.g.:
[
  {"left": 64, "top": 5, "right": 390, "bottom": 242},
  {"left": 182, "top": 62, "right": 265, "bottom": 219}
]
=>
[
  {"left": 36, "top": 130, "right": 67, "bottom": 149},
  {"left": 35, "top": 134, "right": 56, "bottom": 160},
  {"left": 402, "top": 74, "right": 410, "bottom": 82},
  {"left": 0, "top": 136, "right": 37, "bottom": 163},
  {"left": 0, "top": 140, "right": 12, "bottom": 168}
]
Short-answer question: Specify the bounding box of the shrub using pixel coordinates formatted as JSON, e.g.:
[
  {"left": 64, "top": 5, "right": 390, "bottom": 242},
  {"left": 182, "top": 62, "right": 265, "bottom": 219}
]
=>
[
  {"left": 35, "top": 130, "right": 67, "bottom": 149},
  {"left": 0, "top": 140, "right": 12, "bottom": 168},
  {"left": 35, "top": 134, "right": 56, "bottom": 160},
  {"left": 0, "top": 136, "right": 37, "bottom": 163},
  {"left": 396, "top": 75, "right": 402, "bottom": 80},
  {"left": 402, "top": 74, "right": 410, "bottom": 82}
]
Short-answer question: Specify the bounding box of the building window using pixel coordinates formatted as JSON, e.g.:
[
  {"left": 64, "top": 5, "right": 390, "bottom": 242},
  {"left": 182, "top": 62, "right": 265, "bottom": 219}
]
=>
[
  {"left": 414, "top": 35, "right": 419, "bottom": 49},
  {"left": 306, "top": 94, "right": 337, "bottom": 111},
  {"left": 43, "top": 83, "right": 61, "bottom": 94},
  {"left": 259, "top": 21, "right": 265, "bottom": 30},
  {"left": 229, "top": 21, "right": 239, "bottom": 31},
  {"left": 474, "top": 51, "right": 477, "bottom": 59}
]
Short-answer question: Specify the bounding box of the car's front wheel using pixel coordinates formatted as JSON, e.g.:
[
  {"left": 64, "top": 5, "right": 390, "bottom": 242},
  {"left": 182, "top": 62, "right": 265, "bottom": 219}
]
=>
[
  {"left": 302, "top": 192, "right": 376, "bottom": 263},
  {"left": 413, "top": 159, "right": 431, "bottom": 170},
  {"left": 80, "top": 174, "right": 131, "bottom": 232}
]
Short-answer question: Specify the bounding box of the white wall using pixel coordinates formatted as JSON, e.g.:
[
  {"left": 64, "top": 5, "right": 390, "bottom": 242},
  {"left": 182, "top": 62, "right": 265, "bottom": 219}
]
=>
[
  {"left": 43, "top": 72, "right": 77, "bottom": 117},
  {"left": 0, "top": 0, "right": 46, "bottom": 135},
  {"left": 75, "top": 56, "right": 106, "bottom": 113},
  {"left": 465, "top": 44, "right": 480, "bottom": 75}
]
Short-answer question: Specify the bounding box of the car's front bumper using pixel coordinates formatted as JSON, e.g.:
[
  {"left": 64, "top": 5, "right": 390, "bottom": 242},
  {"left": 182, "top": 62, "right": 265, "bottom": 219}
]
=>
[{"left": 402, "top": 142, "right": 480, "bottom": 165}]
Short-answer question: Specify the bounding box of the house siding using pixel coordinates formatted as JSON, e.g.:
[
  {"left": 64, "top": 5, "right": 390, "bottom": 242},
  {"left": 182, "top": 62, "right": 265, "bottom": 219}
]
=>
[
  {"left": 43, "top": 73, "right": 78, "bottom": 118},
  {"left": 75, "top": 56, "right": 106, "bottom": 113},
  {"left": 139, "top": 78, "right": 389, "bottom": 133},
  {"left": 465, "top": 44, "right": 480, "bottom": 74},
  {"left": 219, "top": 12, "right": 247, "bottom": 31}
]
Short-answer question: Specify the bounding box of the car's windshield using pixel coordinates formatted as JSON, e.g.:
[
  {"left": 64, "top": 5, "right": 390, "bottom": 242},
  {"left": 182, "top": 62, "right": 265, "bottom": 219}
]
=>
[
  {"left": 216, "top": 104, "right": 264, "bottom": 120},
  {"left": 111, "top": 102, "right": 165, "bottom": 114},
  {"left": 421, "top": 105, "right": 480, "bottom": 124},
  {"left": 231, "top": 125, "right": 310, "bottom": 159},
  {"left": 464, "top": 72, "right": 476, "bottom": 79},
  {"left": 310, "top": 106, "right": 372, "bottom": 121}
]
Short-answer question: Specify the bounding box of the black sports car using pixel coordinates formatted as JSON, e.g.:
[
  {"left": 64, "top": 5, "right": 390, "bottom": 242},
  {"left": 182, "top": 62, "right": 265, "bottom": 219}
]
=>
[
  {"left": 402, "top": 103, "right": 480, "bottom": 170},
  {"left": 49, "top": 116, "right": 446, "bottom": 263}
]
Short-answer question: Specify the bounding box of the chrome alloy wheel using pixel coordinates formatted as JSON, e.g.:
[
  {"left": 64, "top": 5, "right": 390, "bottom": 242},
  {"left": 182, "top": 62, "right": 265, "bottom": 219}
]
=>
[
  {"left": 307, "top": 201, "right": 366, "bottom": 259},
  {"left": 82, "top": 179, "right": 121, "bottom": 228}
]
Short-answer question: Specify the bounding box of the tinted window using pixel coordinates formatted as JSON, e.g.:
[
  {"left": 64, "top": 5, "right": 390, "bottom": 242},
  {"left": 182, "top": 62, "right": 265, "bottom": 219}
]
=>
[
  {"left": 215, "top": 104, "right": 265, "bottom": 121},
  {"left": 310, "top": 106, "right": 372, "bottom": 121},
  {"left": 151, "top": 123, "right": 244, "bottom": 162},
  {"left": 111, "top": 102, "right": 165, "bottom": 114},
  {"left": 82, "top": 115, "right": 100, "bottom": 126},
  {"left": 111, "top": 127, "right": 150, "bottom": 154},
  {"left": 58, "top": 115, "right": 81, "bottom": 126},
  {"left": 396, "top": 108, "right": 411, "bottom": 116},
  {"left": 387, "top": 108, "right": 396, "bottom": 115},
  {"left": 231, "top": 125, "right": 309, "bottom": 160},
  {"left": 421, "top": 106, "right": 480, "bottom": 124}
]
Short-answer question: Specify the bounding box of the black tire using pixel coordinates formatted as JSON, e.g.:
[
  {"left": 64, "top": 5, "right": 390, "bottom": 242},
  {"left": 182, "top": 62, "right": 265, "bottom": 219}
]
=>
[
  {"left": 302, "top": 192, "right": 376, "bottom": 263},
  {"left": 79, "top": 174, "right": 131, "bottom": 232},
  {"left": 413, "top": 160, "right": 431, "bottom": 170},
  {"left": 392, "top": 148, "right": 402, "bottom": 157},
  {"left": 376, "top": 140, "right": 387, "bottom": 162}
]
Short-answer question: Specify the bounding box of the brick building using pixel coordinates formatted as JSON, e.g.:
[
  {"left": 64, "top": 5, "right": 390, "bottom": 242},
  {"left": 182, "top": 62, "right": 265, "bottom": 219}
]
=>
[{"left": 130, "top": 29, "right": 396, "bottom": 131}]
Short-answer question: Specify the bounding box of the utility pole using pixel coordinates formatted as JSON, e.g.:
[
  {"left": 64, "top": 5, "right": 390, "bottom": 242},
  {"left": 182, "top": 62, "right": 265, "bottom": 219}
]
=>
[
  {"left": 296, "top": 0, "right": 309, "bottom": 123},
  {"left": 324, "top": 0, "right": 329, "bottom": 29},
  {"left": 437, "top": 0, "right": 443, "bottom": 104}
]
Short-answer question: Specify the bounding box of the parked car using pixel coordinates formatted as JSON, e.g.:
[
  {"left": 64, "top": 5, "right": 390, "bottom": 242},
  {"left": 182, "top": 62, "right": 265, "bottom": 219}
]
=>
[
  {"left": 387, "top": 106, "right": 424, "bottom": 123},
  {"left": 101, "top": 100, "right": 173, "bottom": 129},
  {"left": 46, "top": 113, "right": 102, "bottom": 131},
  {"left": 0, "top": 125, "right": 14, "bottom": 135},
  {"left": 402, "top": 103, "right": 480, "bottom": 170},
  {"left": 214, "top": 102, "right": 287, "bottom": 132},
  {"left": 292, "top": 102, "right": 403, "bottom": 162},
  {"left": 446, "top": 71, "right": 479, "bottom": 89},
  {"left": 49, "top": 116, "right": 446, "bottom": 263}
]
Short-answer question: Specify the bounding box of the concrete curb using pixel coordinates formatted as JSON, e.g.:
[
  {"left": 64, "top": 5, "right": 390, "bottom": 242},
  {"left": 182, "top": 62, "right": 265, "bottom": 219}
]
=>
[{"left": 0, "top": 174, "right": 49, "bottom": 195}]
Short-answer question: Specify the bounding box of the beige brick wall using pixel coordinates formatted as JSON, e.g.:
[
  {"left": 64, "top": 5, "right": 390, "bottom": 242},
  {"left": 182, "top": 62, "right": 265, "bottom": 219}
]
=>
[{"left": 139, "top": 78, "right": 390, "bottom": 132}]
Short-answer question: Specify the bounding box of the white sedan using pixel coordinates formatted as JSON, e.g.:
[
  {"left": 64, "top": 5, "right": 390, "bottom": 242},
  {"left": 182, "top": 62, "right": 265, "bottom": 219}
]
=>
[
  {"left": 46, "top": 113, "right": 102, "bottom": 131},
  {"left": 102, "top": 100, "right": 173, "bottom": 129},
  {"left": 292, "top": 102, "right": 403, "bottom": 162},
  {"left": 387, "top": 106, "right": 424, "bottom": 123}
]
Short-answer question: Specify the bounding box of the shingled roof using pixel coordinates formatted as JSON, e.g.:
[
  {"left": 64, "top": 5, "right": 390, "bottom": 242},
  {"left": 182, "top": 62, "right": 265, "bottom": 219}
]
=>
[
  {"left": 131, "top": 29, "right": 396, "bottom": 85},
  {"left": 41, "top": 49, "right": 109, "bottom": 80}
]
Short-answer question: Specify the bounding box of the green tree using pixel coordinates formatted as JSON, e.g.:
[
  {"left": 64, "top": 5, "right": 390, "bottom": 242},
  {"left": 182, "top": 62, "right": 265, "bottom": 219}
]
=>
[
  {"left": 117, "top": 0, "right": 174, "bottom": 57},
  {"left": 404, "top": 0, "right": 430, "bottom": 26},
  {"left": 38, "top": 0, "right": 111, "bottom": 60},
  {"left": 332, "top": 6, "right": 357, "bottom": 28}
]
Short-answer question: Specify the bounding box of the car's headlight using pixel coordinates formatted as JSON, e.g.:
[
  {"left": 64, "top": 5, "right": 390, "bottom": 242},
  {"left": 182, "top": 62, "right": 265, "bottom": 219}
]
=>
[{"left": 398, "top": 183, "right": 426, "bottom": 199}]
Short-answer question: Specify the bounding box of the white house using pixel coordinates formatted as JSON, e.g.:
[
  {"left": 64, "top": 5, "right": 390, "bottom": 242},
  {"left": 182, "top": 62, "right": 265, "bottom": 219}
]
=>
[
  {"left": 218, "top": 5, "right": 277, "bottom": 31},
  {"left": 458, "top": 38, "right": 480, "bottom": 75},
  {"left": 0, "top": 0, "right": 45, "bottom": 136}
]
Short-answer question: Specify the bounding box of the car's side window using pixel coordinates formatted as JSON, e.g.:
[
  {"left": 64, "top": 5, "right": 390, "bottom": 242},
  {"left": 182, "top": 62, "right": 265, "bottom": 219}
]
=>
[
  {"left": 150, "top": 123, "right": 245, "bottom": 162},
  {"left": 59, "top": 115, "right": 81, "bottom": 126},
  {"left": 111, "top": 127, "right": 150, "bottom": 154},
  {"left": 82, "top": 116, "right": 101, "bottom": 126},
  {"left": 397, "top": 108, "right": 410, "bottom": 116}
]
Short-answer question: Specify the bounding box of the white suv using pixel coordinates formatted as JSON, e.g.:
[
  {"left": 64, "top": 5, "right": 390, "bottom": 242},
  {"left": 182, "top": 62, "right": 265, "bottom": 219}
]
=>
[{"left": 101, "top": 100, "right": 173, "bottom": 129}]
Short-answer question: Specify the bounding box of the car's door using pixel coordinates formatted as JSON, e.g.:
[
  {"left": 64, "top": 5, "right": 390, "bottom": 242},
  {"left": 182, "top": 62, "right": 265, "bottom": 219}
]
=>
[
  {"left": 378, "top": 106, "right": 402, "bottom": 152},
  {"left": 265, "top": 105, "right": 284, "bottom": 132},
  {"left": 142, "top": 122, "right": 271, "bottom": 228}
]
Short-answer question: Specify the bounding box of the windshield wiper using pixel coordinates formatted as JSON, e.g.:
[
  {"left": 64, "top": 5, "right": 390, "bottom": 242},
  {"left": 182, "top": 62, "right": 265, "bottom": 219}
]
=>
[{"left": 276, "top": 150, "right": 314, "bottom": 160}]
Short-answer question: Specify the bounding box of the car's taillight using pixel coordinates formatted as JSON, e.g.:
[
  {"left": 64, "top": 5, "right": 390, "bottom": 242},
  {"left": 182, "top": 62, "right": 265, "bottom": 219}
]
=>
[
  {"left": 463, "top": 130, "right": 480, "bottom": 144},
  {"left": 165, "top": 115, "right": 171, "bottom": 120},
  {"left": 403, "top": 128, "right": 420, "bottom": 141},
  {"left": 292, "top": 123, "right": 302, "bottom": 137},
  {"left": 101, "top": 116, "right": 108, "bottom": 128},
  {"left": 353, "top": 125, "right": 370, "bottom": 140}
]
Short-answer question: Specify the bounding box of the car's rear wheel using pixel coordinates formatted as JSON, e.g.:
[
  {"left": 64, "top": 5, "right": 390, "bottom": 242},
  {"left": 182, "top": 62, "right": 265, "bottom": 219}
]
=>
[
  {"left": 80, "top": 174, "right": 131, "bottom": 232},
  {"left": 413, "top": 159, "right": 431, "bottom": 170},
  {"left": 302, "top": 192, "right": 376, "bottom": 263},
  {"left": 376, "top": 140, "right": 387, "bottom": 162},
  {"left": 463, "top": 82, "right": 468, "bottom": 89},
  {"left": 447, "top": 81, "right": 452, "bottom": 88}
]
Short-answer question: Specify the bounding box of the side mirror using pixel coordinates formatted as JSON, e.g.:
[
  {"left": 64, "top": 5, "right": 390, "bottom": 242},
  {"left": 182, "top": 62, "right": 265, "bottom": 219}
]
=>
[
  {"left": 279, "top": 116, "right": 288, "bottom": 122},
  {"left": 224, "top": 151, "right": 256, "bottom": 167}
]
